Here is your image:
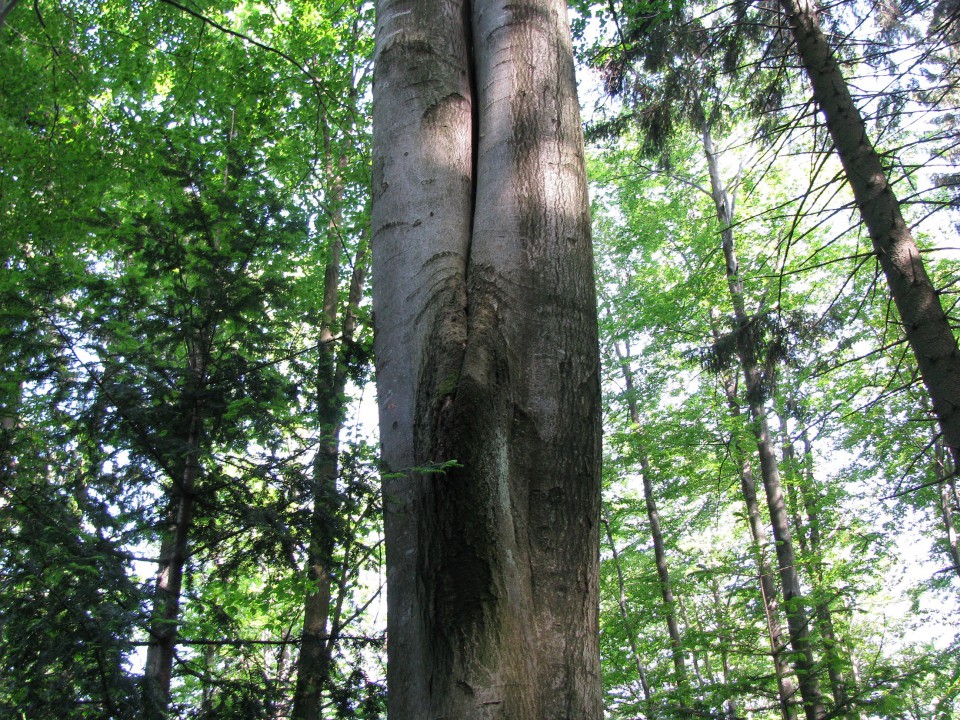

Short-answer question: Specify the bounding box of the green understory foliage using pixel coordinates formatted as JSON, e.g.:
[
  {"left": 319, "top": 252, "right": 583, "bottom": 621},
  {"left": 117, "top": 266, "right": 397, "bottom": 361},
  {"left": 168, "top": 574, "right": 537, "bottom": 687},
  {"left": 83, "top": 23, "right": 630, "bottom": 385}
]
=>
[{"left": 2, "top": 0, "right": 958, "bottom": 717}]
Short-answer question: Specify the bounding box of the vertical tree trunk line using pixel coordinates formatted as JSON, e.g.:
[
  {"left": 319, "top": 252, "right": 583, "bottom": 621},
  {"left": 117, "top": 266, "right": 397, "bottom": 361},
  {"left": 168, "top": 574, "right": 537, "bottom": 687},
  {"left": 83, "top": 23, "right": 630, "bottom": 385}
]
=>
[
  {"left": 715, "top": 359, "right": 799, "bottom": 720},
  {"left": 639, "top": 453, "right": 690, "bottom": 698},
  {"left": 934, "top": 438, "right": 960, "bottom": 581},
  {"left": 777, "top": 0, "right": 960, "bottom": 467},
  {"left": 371, "top": 0, "right": 602, "bottom": 713},
  {"left": 143, "top": 404, "right": 202, "bottom": 718},
  {"left": 702, "top": 126, "right": 826, "bottom": 720},
  {"left": 292, "top": 138, "right": 368, "bottom": 718},
  {"left": 780, "top": 412, "right": 855, "bottom": 719},
  {"left": 616, "top": 348, "right": 692, "bottom": 707}
]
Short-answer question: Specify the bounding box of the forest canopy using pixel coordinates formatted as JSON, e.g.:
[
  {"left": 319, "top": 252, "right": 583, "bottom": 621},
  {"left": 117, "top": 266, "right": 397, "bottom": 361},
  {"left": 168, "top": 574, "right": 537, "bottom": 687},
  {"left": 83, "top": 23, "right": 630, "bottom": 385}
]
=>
[{"left": 0, "top": 0, "right": 958, "bottom": 717}]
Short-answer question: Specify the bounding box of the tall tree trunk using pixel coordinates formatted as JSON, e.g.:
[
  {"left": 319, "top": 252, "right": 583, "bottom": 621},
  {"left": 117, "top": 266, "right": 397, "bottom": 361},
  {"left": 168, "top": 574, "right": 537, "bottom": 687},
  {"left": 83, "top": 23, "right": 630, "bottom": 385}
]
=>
[
  {"left": 781, "top": 413, "right": 855, "bottom": 718},
  {"left": 603, "top": 518, "right": 655, "bottom": 714},
  {"left": 640, "top": 453, "right": 690, "bottom": 693},
  {"left": 935, "top": 438, "right": 960, "bottom": 581},
  {"left": 616, "top": 346, "right": 690, "bottom": 698},
  {"left": 777, "top": 0, "right": 960, "bottom": 467},
  {"left": 703, "top": 126, "right": 826, "bottom": 720},
  {"left": 143, "top": 409, "right": 202, "bottom": 718},
  {"left": 292, "top": 138, "right": 369, "bottom": 719},
  {"left": 709, "top": 298, "right": 801, "bottom": 720},
  {"left": 371, "top": 0, "right": 602, "bottom": 713},
  {"left": 716, "top": 360, "right": 798, "bottom": 720}
]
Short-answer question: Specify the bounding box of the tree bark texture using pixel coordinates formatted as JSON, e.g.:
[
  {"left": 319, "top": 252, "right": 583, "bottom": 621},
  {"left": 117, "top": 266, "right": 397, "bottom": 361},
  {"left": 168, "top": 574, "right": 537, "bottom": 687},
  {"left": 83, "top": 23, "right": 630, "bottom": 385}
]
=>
[
  {"left": 703, "top": 128, "right": 826, "bottom": 720},
  {"left": 371, "top": 0, "right": 602, "bottom": 715},
  {"left": 779, "top": 0, "right": 960, "bottom": 466}
]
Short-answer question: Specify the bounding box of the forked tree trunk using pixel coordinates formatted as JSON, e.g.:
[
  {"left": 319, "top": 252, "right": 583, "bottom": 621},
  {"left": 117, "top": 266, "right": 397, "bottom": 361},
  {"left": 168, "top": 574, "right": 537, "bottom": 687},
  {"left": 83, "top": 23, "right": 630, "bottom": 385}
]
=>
[
  {"left": 371, "top": 0, "right": 602, "bottom": 714},
  {"left": 778, "top": 0, "right": 960, "bottom": 467},
  {"left": 703, "top": 126, "right": 826, "bottom": 720}
]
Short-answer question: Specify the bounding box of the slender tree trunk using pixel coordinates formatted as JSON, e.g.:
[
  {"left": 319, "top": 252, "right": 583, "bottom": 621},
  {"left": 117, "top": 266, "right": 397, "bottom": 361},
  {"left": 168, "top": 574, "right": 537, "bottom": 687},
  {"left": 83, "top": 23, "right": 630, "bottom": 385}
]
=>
[
  {"left": 0, "top": 0, "right": 18, "bottom": 31},
  {"left": 292, "top": 156, "right": 368, "bottom": 718},
  {"left": 711, "top": 309, "right": 797, "bottom": 720},
  {"left": 703, "top": 126, "right": 826, "bottom": 720},
  {"left": 371, "top": 0, "right": 602, "bottom": 713},
  {"left": 143, "top": 409, "right": 202, "bottom": 718},
  {"left": 751, "top": 395, "right": 825, "bottom": 720},
  {"left": 726, "top": 395, "right": 799, "bottom": 720},
  {"left": 679, "top": 595, "right": 708, "bottom": 690},
  {"left": 778, "top": 0, "right": 960, "bottom": 467},
  {"left": 640, "top": 453, "right": 689, "bottom": 692},
  {"left": 603, "top": 518, "right": 655, "bottom": 714},
  {"left": 617, "top": 348, "right": 691, "bottom": 704},
  {"left": 935, "top": 438, "right": 960, "bottom": 581},
  {"left": 707, "top": 254, "right": 798, "bottom": 720},
  {"left": 708, "top": 572, "right": 739, "bottom": 720},
  {"left": 782, "top": 414, "right": 855, "bottom": 719},
  {"left": 292, "top": 211, "right": 341, "bottom": 720}
]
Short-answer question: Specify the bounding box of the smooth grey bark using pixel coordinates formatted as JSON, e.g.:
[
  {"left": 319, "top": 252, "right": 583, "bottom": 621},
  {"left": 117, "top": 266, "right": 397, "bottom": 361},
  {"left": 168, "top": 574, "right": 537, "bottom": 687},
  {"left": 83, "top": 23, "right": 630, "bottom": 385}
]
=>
[
  {"left": 371, "top": 0, "right": 602, "bottom": 714},
  {"left": 703, "top": 126, "right": 826, "bottom": 720},
  {"left": 778, "top": 0, "right": 960, "bottom": 467}
]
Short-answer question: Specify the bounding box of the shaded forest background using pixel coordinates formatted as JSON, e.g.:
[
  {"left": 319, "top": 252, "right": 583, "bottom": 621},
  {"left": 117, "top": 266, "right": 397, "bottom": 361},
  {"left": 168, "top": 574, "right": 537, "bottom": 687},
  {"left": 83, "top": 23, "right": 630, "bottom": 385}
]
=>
[{"left": 0, "top": 0, "right": 958, "bottom": 717}]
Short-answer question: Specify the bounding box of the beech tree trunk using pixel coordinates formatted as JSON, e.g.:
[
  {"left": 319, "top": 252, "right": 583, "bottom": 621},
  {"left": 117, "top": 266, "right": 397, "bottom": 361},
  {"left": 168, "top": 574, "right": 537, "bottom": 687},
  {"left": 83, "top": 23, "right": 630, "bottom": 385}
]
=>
[
  {"left": 640, "top": 454, "right": 691, "bottom": 703},
  {"left": 371, "top": 0, "right": 602, "bottom": 714},
  {"left": 781, "top": 414, "right": 855, "bottom": 719},
  {"left": 703, "top": 126, "right": 826, "bottom": 720},
  {"left": 778, "top": 0, "right": 960, "bottom": 466},
  {"left": 935, "top": 438, "right": 960, "bottom": 580}
]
